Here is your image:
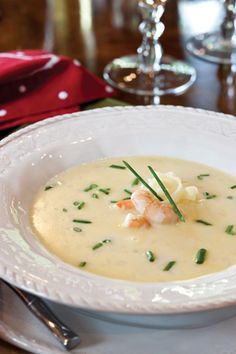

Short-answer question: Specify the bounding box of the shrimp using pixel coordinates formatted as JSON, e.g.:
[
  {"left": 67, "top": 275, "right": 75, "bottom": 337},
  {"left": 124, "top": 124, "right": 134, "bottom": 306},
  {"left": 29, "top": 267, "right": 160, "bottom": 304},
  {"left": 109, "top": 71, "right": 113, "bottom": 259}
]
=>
[
  {"left": 131, "top": 189, "right": 179, "bottom": 225},
  {"left": 131, "top": 189, "right": 154, "bottom": 214},
  {"left": 116, "top": 199, "right": 134, "bottom": 210},
  {"left": 123, "top": 213, "right": 151, "bottom": 229},
  {"left": 144, "top": 200, "right": 179, "bottom": 225}
]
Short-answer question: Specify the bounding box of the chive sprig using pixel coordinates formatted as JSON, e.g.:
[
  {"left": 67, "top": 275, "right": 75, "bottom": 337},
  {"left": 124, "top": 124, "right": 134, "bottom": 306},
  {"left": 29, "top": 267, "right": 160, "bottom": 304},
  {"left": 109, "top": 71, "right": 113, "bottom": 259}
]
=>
[
  {"left": 122, "top": 161, "right": 163, "bottom": 202},
  {"left": 148, "top": 166, "right": 185, "bottom": 222},
  {"left": 123, "top": 160, "right": 185, "bottom": 222}
]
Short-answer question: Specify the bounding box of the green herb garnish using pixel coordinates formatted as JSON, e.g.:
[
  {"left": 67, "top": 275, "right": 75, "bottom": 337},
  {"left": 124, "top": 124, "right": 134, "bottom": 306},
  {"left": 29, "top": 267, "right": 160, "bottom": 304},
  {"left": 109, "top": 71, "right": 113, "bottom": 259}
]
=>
[
  {"left": 79, "top": 261, "right": 87, "bottom": 267},
  {"left": 109, "top": 164, "right": 126, "bottom": 170},
  {"left": 62, "top": 208, "right": 68, "bottom": 212},
  {"left": 203, "top": 192, "right": 217, "bottom": 200},
  {"left": 230, "top": 185, "right": 236, "bottom": 189},
  {"left": 99, "top": 188, "right": 111, "bottom": 195},
  {"left": 122, "top": 197, "right": 131, "bottom": 200},
  {"left": 44, "top": 185, "right": 53, "bottom": 191},
  {"left": 227, "top": 196, "right": 234, "bottom": 199},
  {"left": 73, "top": 219, "right": 92, "bottom": 224},
  {"left": 92, "top": 242, "right": 103, "bottom": 250},
  {"left": 73, "top": 227, "right": 82, "bottom": 232},
  {"left": 102, "top": 239, "right": 112, "bottom": 243},
  {"left": 148, "top": 166, "right": 185, "bottom": 222},
  {"left": 163, "top": 261, "right": 176, "bottom": 271},
  {"left": 124, "top": 189, "right": 132, "bottom": 195},
  {"left": 146, "top": 250, "right": 155, "bottom": 262},
  {"left": 195, "top": 248, "right": 207, "bottom": 264},
  {"left": 225, "top": 225, "right": 236, "bottom": 235},
  {"left": 73, "top": 201, "right": 85, "bottom": 209},
  {"left": 123, "top": 161, "right": 163, "bottom": 201},
  {"left": 77, "top": 201, "right": 85, "bottom": 209},
  {"left": 132, "top": 177, "right": 140, "bottom": 186},
  {"left": 110, "top": 200, "right": 118, "bottom": 203},
  {"left": 92, "top": 239, "right": 111, "bottom": 250},
  {"left": 84, "top": 184, "right": 98, "bottom": 192},
  {"left": 197, "top": 174, "right": 210, "bottom": 180},
  {"left": 92, "top": 193, "right": 99, "bottom": 199},
  {"left": 195, "top": 219, "right": 212, "bottom": 226}
]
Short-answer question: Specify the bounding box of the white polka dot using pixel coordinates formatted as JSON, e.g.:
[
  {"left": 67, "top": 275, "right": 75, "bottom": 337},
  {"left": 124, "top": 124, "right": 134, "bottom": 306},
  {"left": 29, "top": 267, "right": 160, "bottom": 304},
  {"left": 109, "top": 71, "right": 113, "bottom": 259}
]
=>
[
  {"left": 15, "top": 51, "right": 24, "bottom": 56},
  {"left": 105, "top": 85, "right": 114, "bottom": 93},
  {"left": 0, "top": 109, "right": 7, "bottom": 117},
  {"left": 19, "top": 85, "right": 27, "bottom": 93},
  {"left": 73, "top": 59, "right": 81, "bottom": 66},
  {"left": 58, "top": 91, "right": 69, "bottom": 100}
]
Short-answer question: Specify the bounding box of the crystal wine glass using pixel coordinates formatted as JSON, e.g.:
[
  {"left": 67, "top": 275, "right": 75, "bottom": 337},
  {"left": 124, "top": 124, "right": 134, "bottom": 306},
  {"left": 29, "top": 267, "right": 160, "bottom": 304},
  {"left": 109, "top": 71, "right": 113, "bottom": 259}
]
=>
[
  {"left": 186, "top": 0, "right": 236, "bottom": 64},
  {"left": 103, "top": 0, "right": 196, "bottom": 96}
]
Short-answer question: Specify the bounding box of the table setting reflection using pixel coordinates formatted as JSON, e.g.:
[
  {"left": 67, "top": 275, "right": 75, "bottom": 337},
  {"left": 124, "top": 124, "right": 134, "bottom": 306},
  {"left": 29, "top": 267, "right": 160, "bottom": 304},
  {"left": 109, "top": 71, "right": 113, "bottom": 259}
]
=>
[{"left": 1, "top": 1, "right": 236, "bottom": 354}]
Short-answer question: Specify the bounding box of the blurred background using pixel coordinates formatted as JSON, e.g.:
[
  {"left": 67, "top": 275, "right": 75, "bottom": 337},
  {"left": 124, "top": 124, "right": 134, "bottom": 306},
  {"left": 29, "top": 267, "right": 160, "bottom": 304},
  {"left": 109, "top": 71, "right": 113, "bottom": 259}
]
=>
[{"left": 0, "top": 0, "right": 232, "bottom": 113}]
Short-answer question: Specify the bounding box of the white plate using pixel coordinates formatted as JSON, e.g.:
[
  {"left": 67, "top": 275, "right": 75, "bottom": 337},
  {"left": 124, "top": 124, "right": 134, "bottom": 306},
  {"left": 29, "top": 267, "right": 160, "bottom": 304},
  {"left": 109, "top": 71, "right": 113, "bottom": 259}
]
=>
[
  {"left": 1, "top": 105, "right": 236, "bottom": 327},
  {"left": 1, "top": 281, "right": 236, "bottom": 354}
]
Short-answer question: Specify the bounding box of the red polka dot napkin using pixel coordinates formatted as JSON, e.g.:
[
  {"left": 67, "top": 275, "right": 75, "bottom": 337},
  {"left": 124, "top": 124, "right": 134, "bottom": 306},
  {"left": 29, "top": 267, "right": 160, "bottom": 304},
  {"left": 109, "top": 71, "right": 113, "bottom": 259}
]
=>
[{"left": 0, "top": 50, "right": 115, "bottom": 130}]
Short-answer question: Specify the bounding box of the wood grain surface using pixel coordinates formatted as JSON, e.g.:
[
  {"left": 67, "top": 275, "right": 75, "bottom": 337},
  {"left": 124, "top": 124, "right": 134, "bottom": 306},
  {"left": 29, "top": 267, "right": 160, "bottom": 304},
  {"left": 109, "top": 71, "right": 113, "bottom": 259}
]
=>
[{"left": 0, "top": 0, "right": 233, "bottom": 352}]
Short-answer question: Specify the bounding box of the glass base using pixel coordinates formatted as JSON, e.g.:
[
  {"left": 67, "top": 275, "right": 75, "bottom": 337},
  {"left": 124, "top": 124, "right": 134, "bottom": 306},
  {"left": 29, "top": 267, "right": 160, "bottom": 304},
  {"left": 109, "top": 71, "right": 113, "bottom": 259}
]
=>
[
  {"left": 103, "top": 55, "right": 196, "bottom": 96},
  {"left": 186, "top": 32, "right": 236, "bottom": 64}
]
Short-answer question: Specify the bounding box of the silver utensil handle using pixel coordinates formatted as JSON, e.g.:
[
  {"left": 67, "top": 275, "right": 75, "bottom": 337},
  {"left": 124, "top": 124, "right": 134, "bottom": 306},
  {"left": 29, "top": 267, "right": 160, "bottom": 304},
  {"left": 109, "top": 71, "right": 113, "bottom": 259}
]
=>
[{"left": 2, "top": 280, "right": 81, "bottom": 350}]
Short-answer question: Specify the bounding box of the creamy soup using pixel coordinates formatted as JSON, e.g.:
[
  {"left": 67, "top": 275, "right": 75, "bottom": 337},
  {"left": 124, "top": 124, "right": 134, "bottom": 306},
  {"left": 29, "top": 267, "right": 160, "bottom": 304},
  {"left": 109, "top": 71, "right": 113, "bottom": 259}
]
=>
[{"left": 30, "top": 156, "right": 236, "bottom": 282}]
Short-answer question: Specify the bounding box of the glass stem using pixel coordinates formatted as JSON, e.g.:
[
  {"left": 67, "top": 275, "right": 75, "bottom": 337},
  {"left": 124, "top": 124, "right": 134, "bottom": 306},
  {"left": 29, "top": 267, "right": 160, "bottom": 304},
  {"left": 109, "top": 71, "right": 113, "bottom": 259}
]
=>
[
  {"left": 137, "top": 1, "right": 166, "bottom": 73},
  {"left": 221, "top": 0, "right": 236, "bottom": 43}
]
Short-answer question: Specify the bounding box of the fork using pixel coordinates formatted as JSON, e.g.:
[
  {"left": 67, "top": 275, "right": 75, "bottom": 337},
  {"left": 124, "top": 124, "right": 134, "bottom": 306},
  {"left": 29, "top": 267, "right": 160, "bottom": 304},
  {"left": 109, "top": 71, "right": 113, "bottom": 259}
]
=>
[{"left": 2, "top": 279, "right": 81, "bottom": 351}]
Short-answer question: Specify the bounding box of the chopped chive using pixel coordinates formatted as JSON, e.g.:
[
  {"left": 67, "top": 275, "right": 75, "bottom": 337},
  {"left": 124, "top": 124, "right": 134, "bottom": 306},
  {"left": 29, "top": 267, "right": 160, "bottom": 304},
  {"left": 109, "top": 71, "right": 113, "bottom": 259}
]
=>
[
  {"left": 197, "top": 174, "right": 210, "bottom": 180},
  {"left": 227, "top": 196, "right": 234, "bottom": 199},
  {"left": 92, "top": 239, "right": 111, "bottom": 250},
  {"left": 84, "top": 184, "right": 98, "bottom": 192},
  {"left": 123, "top": 161, "right": 163, "bottom": 201},
  {"left": 92, "top": 242, "right": 103, "bottom": 250},
  {"left": 79, "top": 261, "right": 87, "bottom": 267},
  {"left": 99, "top": 188, "right": 111, "bottom": 195},
  {"left": 122, "top": 196, "right": 131, "bottom": 200},
  {"left": 124, "top": 189, "right": 132, "bottom": 195},
  {"left": 77, "top": 201, "right": 85, "bottom": 210},
  {"left": 195, "top": 248, "right": 207, "bottom": 264},
  {"left": 146, "top": 250, "right": 155, "bottom": 262},
  {"left": 73, "top": 201, "right": 85, "bottom": 209},
  {"left": 92, "top": 193, "right": 99, "bottom": 199},
  {"left": 148, "top": 166, "right": 185, "bottom": 222},
  {"left": 230, "top": 185, "right": 236, "bottom": 189},
  {"left": 44, "top": 185, "right": 53, "bottom": 191},
  {"left": 62, "top": 208, "right": 68, "bottom": 212},
  {"left": 163, "top": 261, "right": 176, "bottom": 271},
  {"left": 109, "top": 164, "right": 126, "bottom": 170},
  {"left": 195, "top": 219, "right": 212, "bottom": 226},
  {"left": 73, "top": 226, "right": 82, "bottom": 232},
  {"left": 102, "top": 239, "right": 112, "bottom": 243},
  {"left": 110, "top": 200, "right": 118, "bottom": 203},
  {"left": 203, "top": 192, "right": 217, "bottom": 200},
  {"left": 73, "top": 219, "right": 92, "bottom": 224},
  {"left": 225, "top": 225, "right": 236, "bottom": 235},
  {"left": 132, "top": 177, "right": 140, "bottom": 186}
]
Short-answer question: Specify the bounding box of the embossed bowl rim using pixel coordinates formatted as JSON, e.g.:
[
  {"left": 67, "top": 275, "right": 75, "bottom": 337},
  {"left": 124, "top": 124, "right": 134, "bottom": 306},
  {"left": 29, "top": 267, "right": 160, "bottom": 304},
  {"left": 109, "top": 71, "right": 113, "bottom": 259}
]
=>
[{"left": 0, "top": 105, "right": 236, "bottom": 315}]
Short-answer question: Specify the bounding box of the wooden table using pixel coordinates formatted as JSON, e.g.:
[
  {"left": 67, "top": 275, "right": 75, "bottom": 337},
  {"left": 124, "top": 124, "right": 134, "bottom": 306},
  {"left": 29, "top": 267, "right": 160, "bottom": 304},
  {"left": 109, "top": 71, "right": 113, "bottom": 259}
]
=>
[{"left": 0, "top": 0, "right": 233, "bottom": 352}]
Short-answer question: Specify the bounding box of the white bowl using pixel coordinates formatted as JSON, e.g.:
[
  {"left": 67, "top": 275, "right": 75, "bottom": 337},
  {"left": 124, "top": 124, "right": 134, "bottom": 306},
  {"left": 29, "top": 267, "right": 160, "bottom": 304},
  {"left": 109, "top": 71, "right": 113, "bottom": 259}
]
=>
[{"left": 1, "top": 105, "right": 236, "bottom": 329}]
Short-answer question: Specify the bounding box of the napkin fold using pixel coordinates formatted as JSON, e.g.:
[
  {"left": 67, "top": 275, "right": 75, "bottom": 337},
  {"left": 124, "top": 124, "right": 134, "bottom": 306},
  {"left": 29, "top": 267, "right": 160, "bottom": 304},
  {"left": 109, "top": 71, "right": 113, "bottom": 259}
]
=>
[{"left": 0, "top": 50, "right": 115, "bottom": 130}]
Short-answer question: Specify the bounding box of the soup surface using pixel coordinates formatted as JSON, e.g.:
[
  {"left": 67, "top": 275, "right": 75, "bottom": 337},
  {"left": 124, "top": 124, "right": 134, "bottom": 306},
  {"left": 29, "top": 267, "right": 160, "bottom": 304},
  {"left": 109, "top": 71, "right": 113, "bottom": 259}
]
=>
[{"left": 31, "top": 156, "right": 236, "bottom": 282}]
